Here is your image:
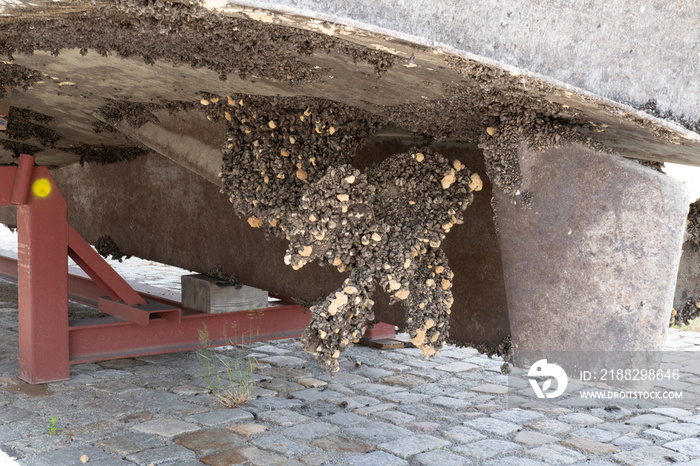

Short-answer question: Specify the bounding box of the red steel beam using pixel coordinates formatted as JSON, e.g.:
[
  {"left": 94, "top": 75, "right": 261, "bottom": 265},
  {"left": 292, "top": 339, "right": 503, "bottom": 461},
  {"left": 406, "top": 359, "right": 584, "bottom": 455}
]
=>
[
  {"left": 0, "top": 249, "right": 181, "bottom": 308},
  {"left": 0, "top": 247, "right": 309, "bottom": 363},
  {"left": 67, "top": 226, "right": 147, "bottom": 306},
  {"left": 15, "top": 166, "right": 70, "bottom": 383},
  {"left": 68, "top": 303, "right": 309, "bottom": 364}
]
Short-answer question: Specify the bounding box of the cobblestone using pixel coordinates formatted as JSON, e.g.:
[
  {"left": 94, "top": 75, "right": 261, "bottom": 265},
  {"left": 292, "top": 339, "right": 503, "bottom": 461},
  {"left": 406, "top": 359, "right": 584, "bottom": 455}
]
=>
[
  {"left": 612, "top": 445, "right": 689, "bottom": 465},
  {"left": 346, "top": 450, "right": 408, "bottom": 466},
  {"left": 378, "top": 433, "right": 449, "bottom": 458},
  {"left": 132, "top": 419, "right": 200, "bottom": 437},
  {"left": 526, "top": 444, "right": 586, "bottom": 464},
  {"left": 185, "top": 408, "right": 253, "bottom": 426},
  {"left": 281, "top": 421, "right": 339, "bottom": 440},
  {"left": 1, "top": 263, "right": 700, "bottom": 466},
  {"left": 664, "top": 438, "right": 700, "bottom": 457},
  {"left": 464, "top": 416, "right": 522, "bottom": 435},
  {"left": 250, "top": 433, "right": 312, "bottom": 456},
  {"left": 561, "top": 436, "right": 619, "bottom": 455},
  {"left": 453, "top": 439, "right": 522, "bottom": 459},
  {"left": 414, "top": 449, "right": 472, "bottom": 466}
]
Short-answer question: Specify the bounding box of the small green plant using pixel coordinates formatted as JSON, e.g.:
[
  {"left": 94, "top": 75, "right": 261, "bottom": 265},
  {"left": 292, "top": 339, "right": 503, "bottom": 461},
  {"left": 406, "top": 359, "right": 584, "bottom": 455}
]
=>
[
  {"left": 47, "top": 416, "right": 60, "bottom": 435},
  {"left": 196, "top": 323, "right": 257, "bottom": 408}
]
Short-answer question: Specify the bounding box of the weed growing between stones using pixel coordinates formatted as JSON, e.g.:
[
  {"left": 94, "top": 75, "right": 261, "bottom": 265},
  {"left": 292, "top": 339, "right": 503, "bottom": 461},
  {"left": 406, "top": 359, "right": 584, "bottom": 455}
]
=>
[
  {"left": 46, "top": 415, "right": 60, "bottom": 435},
  {"left": 196, "top": 323, "right": 257, "bottom": 408}
]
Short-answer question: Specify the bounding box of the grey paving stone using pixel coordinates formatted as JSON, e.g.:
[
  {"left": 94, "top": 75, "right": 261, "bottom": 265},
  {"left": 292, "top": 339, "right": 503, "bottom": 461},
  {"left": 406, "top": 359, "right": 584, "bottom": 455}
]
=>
[
  {"left": 126, "top": 444, "right": 198, "bottom": 466},
  {"left": 683, "top": 414, "right": 700, "bottom": 425},
  {"left": 443, "top": 425, "right": 487, "bottom": 443},
  {"left": 346, "top": 450, "right": 409, "bottom": 466},
  {"left": 428, "top": 396, "right": 473, "bottom": 410},
  {"left": 132, "top": 419, "right": 199, "bottom": 437},
  {"left": 354, "top": 402, "right": 398, "bottom": 415},
  {"left": 613, "top": 434, "right": 654, "bottom": 448},
  {"left": 405, "top": 421, "right": 441, "bottom": 432},
  {"left": 299, "top": 450, "right": 332, "bottom": 466},
  {"left": 0, "top": 425, "right": 20, "bottom": 443},
  {"left": 378, "top": 433, "right": 449, "bottom": 459},
  {"left": 353, "top": 367, "right": 395, "bottom": 379},
  {"left": 612, "top": 445, "right": 689, "bottom": 465},
  {"left": 520, "top": 401, "right": 570, "bottom": 415},
  {"left": 259, "top": 355, "right": 308, "bottom": 367},
  {"left": 375, "top": 410, "right": 416, "bottom": 424},
  {"left": 98, "top": 433, "right": 164, "bottom": 457},
  {"left": 568, "top": 461, "right": 617, "bottom": 466},
  {"left": 398, "top": 403, "right": 449, "bottom": 420},
  {"left": 570, "top": 427, "right": 620, "bottom": 443},
  {"left": 561, "top": 436, "right": 619, "bottom": 455},
  {"left": 256, "top": 408, "right": 311, "bottom": 427},
  {"left": 625, "top": 413, "right": 673, "bottom": 427},
  {"left": 354, "top": 383, "right": 407, "bottom": 396},
  {"left": 290, "top": 387, "right": 343, "bottom": 402},
  {"left": 643, "top": 428, "right": 681, "bottom": 441},
  {"left": 526, "top": 418, "right": 575, "bottom": 436},
  {"left": 491, "top": 408, "right": 545, "bottom": 424},
  {"left": 326, "top": 372, "right": 370, "bottom": 385},
  {"left": 253, "top": 344, "right": 291, "bottom": 354},
  {"left": 558, "top": 412, "right": 604, "bottom": 426},
  {"left": 185, "top": 407, "right": 253, "bottom": 426},
  {"left": 651, "top": 407, "right": 694, "bottom": 418},
  {"left": 453, "top": 439, "right": 522, "bottom": 460},
  {"left": 36, "top": 446, "right": 113, "bottom": 466},
  {"left": 526, "top": 444, "right": 586, "bottom": 464},
  {"left": 414, "top": 449, "right": 471, "bottom": 466},
  {"left": 345, "top": 422, "right": 414, "bottom": 444},
  {"left": 434, "top": 362, "right": 477, "bottom": 372},
  {"left": 323, "top": 412, "right": 370, "bottom": 427},
  {"left": 412, "top": 382, "right": 455, "bottom": 396},
  {"left": 330, "top": 395, "right": 383, "bottom": 409},
  {"left": 470, "top": 383, "right": 510, "bottom": 394},
  {"left": 0, "top": 407, "right": 37, "bottom": 423},
  {"left": 380, "top": 374, "right": 428, "bottom": 388},
  {"left": 464, "top": 416, "right": 522, "bottom": 435},
  {"left": 243, "top": 396, "right": 302, "bottom": 413},
  {"left": 658, "top": 421, "right": 700, "bottom": 436},
  {"left": 380, "top": 391, "right": 429, "bottom": 405},
  {"left": 251, "top": 433, "right": 312, "bottom": 456},
  {"left": 282, "top": 421, "right": 339, "bottom": 440},
  {"left": 483, "top": 457, "right": 547, "bottom": 466},
  {"left": 597, "top": 422, "right": 642, "bottom": 434},
  {"left": 664, "top": 438, "right": 700, "bottom": 457},
  {"left": 513, "top": 430, "right": 559, "bottom": 445}
]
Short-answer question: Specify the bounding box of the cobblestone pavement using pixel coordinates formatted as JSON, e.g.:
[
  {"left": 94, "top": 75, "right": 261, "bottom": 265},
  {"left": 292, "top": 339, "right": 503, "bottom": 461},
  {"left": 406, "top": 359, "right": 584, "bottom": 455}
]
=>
[
  {"left": 1, "top": 230, "right": 700, "bottom": 465},
  {"left": 1, "top": 280, "right": 700, "bottom": 466}
]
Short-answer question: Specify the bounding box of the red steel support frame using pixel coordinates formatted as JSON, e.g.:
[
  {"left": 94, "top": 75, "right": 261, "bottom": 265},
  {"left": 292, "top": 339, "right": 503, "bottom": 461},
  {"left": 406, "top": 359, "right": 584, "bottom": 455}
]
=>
[{"left": 0, "top": 155, "right": 310, "bottom": 383}]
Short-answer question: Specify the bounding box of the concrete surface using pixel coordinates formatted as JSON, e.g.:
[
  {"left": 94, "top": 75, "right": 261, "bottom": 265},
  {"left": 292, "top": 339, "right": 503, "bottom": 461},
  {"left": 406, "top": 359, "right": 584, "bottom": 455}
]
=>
[
  {"left": 495, "top": 144, "right": 689, "bottom": 356},
  {"left": 229, "top": 0, "right": 700, "bottom": 126}
]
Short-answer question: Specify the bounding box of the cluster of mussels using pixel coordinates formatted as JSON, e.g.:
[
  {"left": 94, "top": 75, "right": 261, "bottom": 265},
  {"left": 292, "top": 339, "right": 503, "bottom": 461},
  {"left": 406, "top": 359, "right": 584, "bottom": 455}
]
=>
[
  {"left": 478, "top": 107, "right": 610, "bottom": 197},
  {"left": 203, "top": 95, "right": 481, "bottom": 373},
  {"left": 672, "top": 297, "right": 700, "bottom": 327},
  {"left": 686, "top": 199, "right": 700, "bottom": 252}
]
